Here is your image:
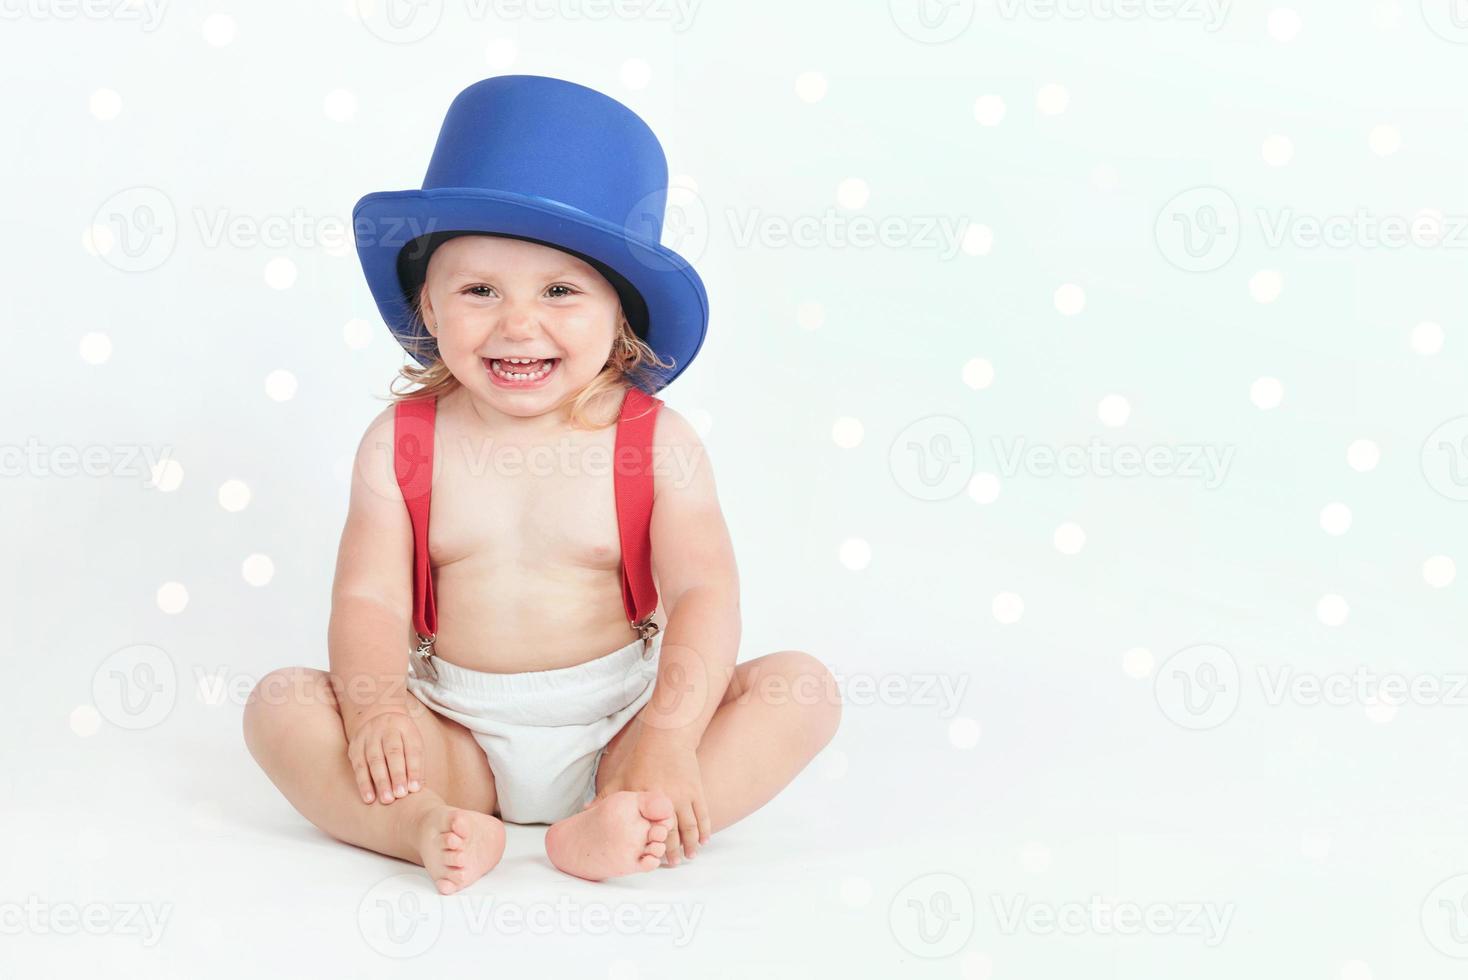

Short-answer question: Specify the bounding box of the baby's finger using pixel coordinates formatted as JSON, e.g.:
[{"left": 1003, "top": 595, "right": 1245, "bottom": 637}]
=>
[
  {"left": 349, "top": 749, "right": 376, "bottom": 804},
  {"left": 384, "top": 732, "right": 409, "bottom": 798},
  {"left": 678, "top": 804, "right": 699, "bottom": 859},
  {"left": 693, "top": 795, "right": 712, "bottom": 846},
  {"left": 403, "top": 727, "right": 423, "bottom": 792},
  {"left": 365, "top": 742, "right": 395, "bottom": 805}
]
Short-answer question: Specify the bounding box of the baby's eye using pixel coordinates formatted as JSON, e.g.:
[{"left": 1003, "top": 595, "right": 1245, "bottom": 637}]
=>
[
  {"left": 546, "top": 284, "right": 578, "bottom": 298},
  {"left": 465, "top": 285, "right": 495, "bottom": 298}
]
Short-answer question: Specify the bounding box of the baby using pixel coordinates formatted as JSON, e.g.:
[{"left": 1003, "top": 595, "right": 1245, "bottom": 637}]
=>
[{"left": 242, "top": 75, "right": 840, "bottom": 894}]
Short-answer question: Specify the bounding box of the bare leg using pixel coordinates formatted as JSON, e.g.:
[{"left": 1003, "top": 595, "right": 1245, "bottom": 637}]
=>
[
  {"left": 681, "top": 650, "right": 842, "bottom": 833},
  {"left": 549, "top": 650, "right": 840, "bottom": 875},
  {"left": 243, "top": 667, "right": 506, "bottom": 893}
]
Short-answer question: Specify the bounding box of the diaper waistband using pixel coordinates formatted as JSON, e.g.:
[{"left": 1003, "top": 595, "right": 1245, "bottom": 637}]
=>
[{"left": 415, "top": 631, "right": 661, "bottom": 701}]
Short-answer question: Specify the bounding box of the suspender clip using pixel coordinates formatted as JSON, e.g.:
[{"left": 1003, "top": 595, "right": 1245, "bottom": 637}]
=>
[
  {"left": 412, "top": 632, "right": 439, "bottom": 682},
  {"left": 633, "top": 616, "right": 659, "bottom": 658}
]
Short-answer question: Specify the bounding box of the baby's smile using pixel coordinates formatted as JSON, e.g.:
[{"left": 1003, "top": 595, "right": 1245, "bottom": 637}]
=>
[{"left": 484, "top": 356, "right": 561, "bottom": 387}]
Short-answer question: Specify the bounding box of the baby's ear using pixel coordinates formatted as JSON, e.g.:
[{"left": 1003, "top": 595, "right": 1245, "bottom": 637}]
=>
[{"left": 418, "top": 289, "right": 438, "bottom": 338}]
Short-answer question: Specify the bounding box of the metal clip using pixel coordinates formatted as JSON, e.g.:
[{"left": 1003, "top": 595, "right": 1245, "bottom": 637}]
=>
[
  {"left": 632, "top": 617, "right": 659, "bottom": 659},
  {"left": 413, "top": 632, "right": 439, "bottom": 682}
]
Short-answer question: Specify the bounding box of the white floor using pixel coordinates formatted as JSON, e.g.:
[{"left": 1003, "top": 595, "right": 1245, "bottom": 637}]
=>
[{"left": 12, "top": 623, "right": 1468, "bottom": 980}]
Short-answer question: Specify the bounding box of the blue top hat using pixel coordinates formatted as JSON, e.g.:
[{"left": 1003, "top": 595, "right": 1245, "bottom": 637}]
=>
[{"left": 353, "top": 74, "right": 708, "bottom": 393}]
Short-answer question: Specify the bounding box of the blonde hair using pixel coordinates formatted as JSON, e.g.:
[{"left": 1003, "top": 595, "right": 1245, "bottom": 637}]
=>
[{"left": 386, "top": 297, "right": 675, "bottom": 430}]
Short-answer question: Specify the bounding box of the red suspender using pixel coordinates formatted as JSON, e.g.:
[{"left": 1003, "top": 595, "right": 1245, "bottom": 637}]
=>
[
  {"left": 392, "top": 385, "right": 664, "bottom": 651},
  {"left": 614, "top": 386, "right": 664, "bottom": 638},
  {"left": 393, "top": 396, "right": 438, "bottom": 642}
]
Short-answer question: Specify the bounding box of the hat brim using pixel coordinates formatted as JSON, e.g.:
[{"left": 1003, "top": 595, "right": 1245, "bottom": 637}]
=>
[{"left": 353, "top": 187, "right": 709, "bottom": 393}]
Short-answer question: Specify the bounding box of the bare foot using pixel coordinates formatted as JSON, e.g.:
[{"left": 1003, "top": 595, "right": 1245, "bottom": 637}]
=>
[
  {"left": 416, "top": 805, "right": 506, "bottom": 895},
  {"left": 544, "top": 791, "right": 674, "bottom": 882}
]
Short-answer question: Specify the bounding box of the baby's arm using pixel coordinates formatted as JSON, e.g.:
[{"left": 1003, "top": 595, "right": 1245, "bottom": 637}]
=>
[
  {"left": 643, "top": 407, "right": 741, "bottom": 732},
  {"left": 327, "top": 407, "right": 421, "bottom": 805},
  {"left": 636, "top": 406, "right": 742, "bottom": 856}
]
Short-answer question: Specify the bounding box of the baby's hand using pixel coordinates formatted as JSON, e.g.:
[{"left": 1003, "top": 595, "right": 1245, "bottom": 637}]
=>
[
  {"left": 594, "top": 733, "right": 710, "bottom": 865},
  {"left": 345, "top": 709, "right": 423, "bottom": 805}
]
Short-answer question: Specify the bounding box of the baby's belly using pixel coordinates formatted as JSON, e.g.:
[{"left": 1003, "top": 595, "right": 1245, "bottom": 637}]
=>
[{"left": 427, "top": 562, "right": 644, "bottom": 673}]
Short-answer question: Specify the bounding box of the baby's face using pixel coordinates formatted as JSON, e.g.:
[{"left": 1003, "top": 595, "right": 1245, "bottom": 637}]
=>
[{"left": 419, "top": 234, "right": 621, "bottom": 419}]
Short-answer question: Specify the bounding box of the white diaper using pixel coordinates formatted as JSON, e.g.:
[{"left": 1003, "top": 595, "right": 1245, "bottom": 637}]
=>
[{"left": 406, "top": 631, "right": 662, "bottom": 824}]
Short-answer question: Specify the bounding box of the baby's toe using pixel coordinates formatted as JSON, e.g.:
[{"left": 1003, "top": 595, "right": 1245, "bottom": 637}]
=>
[
  {"left": 637, "top": 854, "right": 660, "bottom": 872},
  {"left": 644, "top": 841, "right": 666, "bottom": 859},
  {"left": 647, "top": 823, "right": 670, "bottom": 843},
  {"left": 443, "top": 831, "right": 464, "bottom": 851}
]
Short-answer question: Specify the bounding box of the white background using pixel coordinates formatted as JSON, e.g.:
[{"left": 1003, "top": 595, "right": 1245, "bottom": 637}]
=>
[{"left": 4, "top": 1, "right": 1468, "bottom": 977}]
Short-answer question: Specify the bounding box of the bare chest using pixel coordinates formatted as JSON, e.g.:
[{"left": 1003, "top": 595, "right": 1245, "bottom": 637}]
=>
[{"left": 426, "top": 427, "right": 624, "bottom": 573}]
